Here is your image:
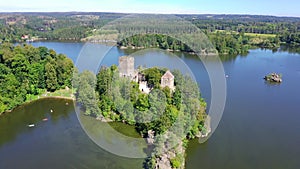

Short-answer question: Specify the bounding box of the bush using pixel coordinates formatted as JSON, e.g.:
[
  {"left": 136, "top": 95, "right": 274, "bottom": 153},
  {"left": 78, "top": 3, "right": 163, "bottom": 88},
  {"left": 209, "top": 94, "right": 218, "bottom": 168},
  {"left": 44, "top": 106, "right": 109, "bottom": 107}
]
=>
[{"left": 170, "top": 158, "right": 181, "bottom": 168}]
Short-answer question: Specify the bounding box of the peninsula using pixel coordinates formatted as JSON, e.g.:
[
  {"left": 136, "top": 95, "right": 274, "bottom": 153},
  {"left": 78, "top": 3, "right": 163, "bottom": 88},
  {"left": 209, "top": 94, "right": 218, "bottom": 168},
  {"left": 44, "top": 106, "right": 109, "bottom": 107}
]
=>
[
  {"left": 0, "top": 43, "right": 75, "bottom": 115},
  {"left": 76, "top": 56, "right": 210, "bottom": 169}
]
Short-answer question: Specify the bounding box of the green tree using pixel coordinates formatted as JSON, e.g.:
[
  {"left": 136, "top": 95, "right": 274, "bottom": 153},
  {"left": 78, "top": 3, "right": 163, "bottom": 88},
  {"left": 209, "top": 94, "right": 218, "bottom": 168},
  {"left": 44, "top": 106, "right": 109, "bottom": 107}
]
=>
[
  {"left": 77, "top": 71, "right": 99, "bottom": 116},
  {"left": 56, "top": 54, "right": 74, "bottom": 88},
  {"left": 143, "top": 67, "right": 162, "bottom": 89},
  {"left": 96, "top": 66, "right": 112, "bottom": 96},
  {"left": 45, "top": 62, "right": 58, "bottom": 91},
  {"left": 172, "top": 88, "right": 181, "bottom": 110},
  {"left": 28, "top": 63, "right": 45, "bottom": 90},
  {"left": 135, "top": 94, "right": 149, "bottom": 111},
  {"left": 122, "top": 101, "right": 135, "bottom": 124}
]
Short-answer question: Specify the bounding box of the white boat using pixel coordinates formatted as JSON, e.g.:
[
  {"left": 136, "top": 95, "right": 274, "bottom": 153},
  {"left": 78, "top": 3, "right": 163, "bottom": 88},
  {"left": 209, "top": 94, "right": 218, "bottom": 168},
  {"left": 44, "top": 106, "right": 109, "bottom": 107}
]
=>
[{"left": 28, "top": 124, "right": 35, "bottom": 128}]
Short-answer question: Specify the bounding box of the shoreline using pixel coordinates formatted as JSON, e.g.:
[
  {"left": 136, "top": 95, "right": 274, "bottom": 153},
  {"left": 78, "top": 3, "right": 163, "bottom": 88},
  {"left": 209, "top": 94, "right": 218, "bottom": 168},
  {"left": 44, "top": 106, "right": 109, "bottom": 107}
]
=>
[
  {"left": 0, "top": 96, "right": 75, "bottom": 116},
  {"left": 25, "top": 39, "right": 292, "bottom": 56}
]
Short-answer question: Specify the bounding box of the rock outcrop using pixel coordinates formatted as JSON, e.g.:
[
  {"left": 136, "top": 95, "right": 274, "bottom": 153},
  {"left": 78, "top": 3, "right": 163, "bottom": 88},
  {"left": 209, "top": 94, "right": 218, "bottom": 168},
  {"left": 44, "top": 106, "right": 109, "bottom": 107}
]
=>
[
  {"left": 147, "top": 130, "right": 155, "bottom": 145},
  {"left": 264, "top": 73, "right": 282, "bottom": 83}
]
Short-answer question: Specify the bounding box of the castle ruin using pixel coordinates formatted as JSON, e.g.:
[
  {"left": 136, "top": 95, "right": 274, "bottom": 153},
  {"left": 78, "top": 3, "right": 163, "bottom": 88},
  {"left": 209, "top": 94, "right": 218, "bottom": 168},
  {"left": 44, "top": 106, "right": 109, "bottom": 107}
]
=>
[
  {"left": 119, "top": 56, "right": 135, "bottom": 79},
  {"left": 161, "top": 70, "right": 175, "bottom": 91},
  {"left": 118, "top": 56, "right": 175, "bottom": 93}
]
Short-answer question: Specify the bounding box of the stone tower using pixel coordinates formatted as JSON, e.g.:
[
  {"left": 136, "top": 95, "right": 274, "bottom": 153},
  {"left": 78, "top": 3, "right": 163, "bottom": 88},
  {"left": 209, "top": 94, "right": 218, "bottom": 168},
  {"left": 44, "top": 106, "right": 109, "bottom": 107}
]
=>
[
  {"left": 119, "top": 56, "right": 135, "bottom": 78},
  {"left": 161, "top": 70, "right": 175, "bottom": 90}
]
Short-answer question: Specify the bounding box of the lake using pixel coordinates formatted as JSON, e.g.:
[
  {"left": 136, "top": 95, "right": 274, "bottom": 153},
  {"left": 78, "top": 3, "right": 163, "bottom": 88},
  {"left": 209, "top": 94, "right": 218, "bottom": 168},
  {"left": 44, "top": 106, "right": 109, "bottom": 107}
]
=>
[{"left": 1, "top": 42, "right": 300, "bottom": 169}]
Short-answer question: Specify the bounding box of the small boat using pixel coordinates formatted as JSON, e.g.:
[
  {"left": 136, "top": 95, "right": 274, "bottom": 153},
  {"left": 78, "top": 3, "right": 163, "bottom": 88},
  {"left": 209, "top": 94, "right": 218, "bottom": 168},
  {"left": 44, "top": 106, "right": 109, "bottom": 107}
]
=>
[
  {"left": 42, "top": 118, "right": 48, "bottom": 122},
  {"left": 50, "top": 109, "right": 53, "bottom": 113},
  {"left": 28, "top": 124, "right": 35, "bottom": 128},
  {"left": 225, "top": 75, "right": 229, "bottom": 78}
]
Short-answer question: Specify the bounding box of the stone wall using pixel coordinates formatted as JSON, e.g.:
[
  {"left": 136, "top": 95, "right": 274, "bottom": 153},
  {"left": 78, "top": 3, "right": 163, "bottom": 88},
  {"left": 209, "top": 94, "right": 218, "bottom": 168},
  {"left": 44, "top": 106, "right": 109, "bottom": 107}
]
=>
[{"left": 119, "top": 56, "right": 135, "bottom": 78}]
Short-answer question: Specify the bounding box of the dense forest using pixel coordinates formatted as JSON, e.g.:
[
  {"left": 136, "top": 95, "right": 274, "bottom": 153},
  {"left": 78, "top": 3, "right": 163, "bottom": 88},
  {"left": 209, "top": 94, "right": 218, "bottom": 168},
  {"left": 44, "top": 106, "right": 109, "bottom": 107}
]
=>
[
  {"left": 0, "top": 13, "right": 299, "bottom": 55},
  {"left": 0, "top": 43, "right": 74, "bottom": 114},
  {"left": 76, "top": 66, "right": 207, "bottom": 169},
  {"left": 117, "top": 31, "right": 279, "bottom": 55},
  {"left": 117, "top": 34, "right": 194, "bottom": 52},
  {"left": 0, "top": 12, "right": 123, "bottom": 42}
]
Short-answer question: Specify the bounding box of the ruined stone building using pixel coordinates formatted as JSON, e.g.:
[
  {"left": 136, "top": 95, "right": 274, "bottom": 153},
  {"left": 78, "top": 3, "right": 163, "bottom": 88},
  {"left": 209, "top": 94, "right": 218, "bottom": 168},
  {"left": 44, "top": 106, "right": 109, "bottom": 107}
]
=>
[
  {"left": 161, "top": 70, "right": 175, "bottom": 90},
  {"left": 119, "top": 56, "right": 175, "bottom": 93},
  {"left": 118, "top": 56, "right": 137, "bottom": 81}
]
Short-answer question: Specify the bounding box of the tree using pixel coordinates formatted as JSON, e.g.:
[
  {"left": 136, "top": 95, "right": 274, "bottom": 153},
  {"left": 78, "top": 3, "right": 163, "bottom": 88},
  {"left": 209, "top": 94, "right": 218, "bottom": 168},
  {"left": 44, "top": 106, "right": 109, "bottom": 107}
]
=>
[
  {"left": 28, "top": 63, "right": 45, "bottom": 90},
  {"left": 143, "top": 67, "right": 162, "bottom": 89},
  {"left": 55, "top": 54, "right": 74, "bottom": 88},
  {"left": 122, "top": 101, "right": 135, "bottom": 124},
  {"left": 38, "top": 46, "right": 49, "bottom": 59},
  {"left": 23, "top": 45, "right": 41, "bottom": 63},
  {"left": 148, "top": 89, "right": 167, "bottom": 118},
  {"left": 173, "top": 88, "right": 181, "bottom": 110},
  {"left": 135, "top": 94, "right": 149, "bottom": 111},
  {"left": 96, "top": 66, "right": 112, "bottom": 96},
  {"left": 45, "top": 62, "right": 58, "bottom": 91},
  {"left": 0, "top": 97, "right": 7, "bottom": 113},
  {"left": 11, "top": 53, "right": 30, "bottom": 82},
  {"left": 78, "top": 81, "right": 99, "bottom": 116},
  {"left": 77, "top": 70, "right": 99, "bottom": 116}
]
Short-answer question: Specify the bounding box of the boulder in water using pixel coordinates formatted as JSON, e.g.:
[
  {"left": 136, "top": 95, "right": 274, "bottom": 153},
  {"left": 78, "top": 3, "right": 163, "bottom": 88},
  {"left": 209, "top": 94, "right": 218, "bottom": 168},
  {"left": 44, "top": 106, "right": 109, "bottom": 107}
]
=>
[{"left": 264, "top": 73, "right": 282, "bottom": 83}]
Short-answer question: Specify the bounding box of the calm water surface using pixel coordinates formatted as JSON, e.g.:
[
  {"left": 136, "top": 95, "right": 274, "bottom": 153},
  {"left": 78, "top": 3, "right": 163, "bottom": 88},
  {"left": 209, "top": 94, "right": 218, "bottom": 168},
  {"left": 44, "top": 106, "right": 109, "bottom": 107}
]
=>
[
  {"left": 1, "top": 42, "right": 299, "bottom": 169},
  {"left": 0, "top": 98, "right": 143, "bottom": 169}
]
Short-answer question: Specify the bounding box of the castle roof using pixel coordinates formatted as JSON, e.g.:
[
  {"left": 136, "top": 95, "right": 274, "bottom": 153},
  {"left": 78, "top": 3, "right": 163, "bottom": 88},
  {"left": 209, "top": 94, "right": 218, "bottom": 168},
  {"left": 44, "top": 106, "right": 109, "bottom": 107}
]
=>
[
  {"left": 162, "top": 70, "right": 174, "bottom": 79},
  {"left": 119, "top": 56, "right": 134, "bottom": 61}
]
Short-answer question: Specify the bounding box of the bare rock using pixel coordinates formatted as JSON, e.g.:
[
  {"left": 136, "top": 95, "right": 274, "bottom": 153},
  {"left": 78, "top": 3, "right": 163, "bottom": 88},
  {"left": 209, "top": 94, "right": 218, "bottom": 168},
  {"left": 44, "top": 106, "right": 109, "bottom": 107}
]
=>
[{"left": 147, "top": 130, "right": 155, "bottom": 145}]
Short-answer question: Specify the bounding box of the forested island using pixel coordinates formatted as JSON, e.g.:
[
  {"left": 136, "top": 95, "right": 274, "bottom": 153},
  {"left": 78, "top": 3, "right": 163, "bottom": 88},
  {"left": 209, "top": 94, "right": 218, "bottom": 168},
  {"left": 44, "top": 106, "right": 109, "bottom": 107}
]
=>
[
  {"left": 75, "top": 56, "right": 209, "bottom": 169},
  {"left": 1, "top": 13, "right": 300, "bottom": 55},
  {"left": 0, "top": 43, "right": 74, "bottom": 114}
]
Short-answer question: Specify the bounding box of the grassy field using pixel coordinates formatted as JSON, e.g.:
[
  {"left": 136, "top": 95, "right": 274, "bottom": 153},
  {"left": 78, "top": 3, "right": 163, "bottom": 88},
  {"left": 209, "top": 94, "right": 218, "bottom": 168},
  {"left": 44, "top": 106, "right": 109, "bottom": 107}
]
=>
[
  {"left": 212, "top": 30, "right": 277, "bottom": 38},
  {"left": 213, "top": 30, "right": 234, "bottom": 34},
  {"left": 43, "top": 88, "right": 75, "bottom": 98},
  {"left": 244, "top": 33, "right": 276, "bottom": 38},
  {"left": 25, "top": 88, "right": 75, "bottom": 103}
]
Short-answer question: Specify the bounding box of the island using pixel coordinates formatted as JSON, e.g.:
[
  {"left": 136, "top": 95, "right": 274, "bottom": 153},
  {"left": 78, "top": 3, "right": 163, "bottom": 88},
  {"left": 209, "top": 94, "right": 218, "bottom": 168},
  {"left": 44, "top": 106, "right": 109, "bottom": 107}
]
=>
[
  {"left": 76, "top": 56, "right": 210, "bottom": 169},
  {"left": 264, "top": 73, "right": 282, "bottom": 83}
]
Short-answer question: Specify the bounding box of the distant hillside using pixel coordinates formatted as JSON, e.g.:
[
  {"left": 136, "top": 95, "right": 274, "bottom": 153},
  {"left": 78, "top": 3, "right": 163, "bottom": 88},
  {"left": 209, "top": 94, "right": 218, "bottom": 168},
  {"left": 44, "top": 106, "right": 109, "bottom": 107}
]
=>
[{"left": 0, "top": 12, "right": 299, "bottom": 55}]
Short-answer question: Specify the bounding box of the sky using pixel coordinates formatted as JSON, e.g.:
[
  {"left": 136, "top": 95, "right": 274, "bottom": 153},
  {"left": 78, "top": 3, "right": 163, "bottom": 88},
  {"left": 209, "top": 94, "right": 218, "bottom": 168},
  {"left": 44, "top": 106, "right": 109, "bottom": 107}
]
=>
[{"left": 0, "top": 0, "right": 299, "bottom": 17}]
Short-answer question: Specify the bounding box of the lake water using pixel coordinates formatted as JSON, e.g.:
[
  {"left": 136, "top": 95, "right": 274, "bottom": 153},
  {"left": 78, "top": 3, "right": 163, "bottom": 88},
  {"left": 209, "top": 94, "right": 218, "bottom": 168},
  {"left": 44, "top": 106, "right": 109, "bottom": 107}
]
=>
[{"left": 1, "top": 42, "right": 300, "bottom": 169}]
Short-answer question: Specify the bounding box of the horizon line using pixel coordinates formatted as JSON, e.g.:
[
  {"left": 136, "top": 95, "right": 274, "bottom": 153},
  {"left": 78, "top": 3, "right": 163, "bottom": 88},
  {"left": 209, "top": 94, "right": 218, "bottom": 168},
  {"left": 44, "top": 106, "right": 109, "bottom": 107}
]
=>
[{"left": 0, "top": 11, "right": 299, "bottom": 18}]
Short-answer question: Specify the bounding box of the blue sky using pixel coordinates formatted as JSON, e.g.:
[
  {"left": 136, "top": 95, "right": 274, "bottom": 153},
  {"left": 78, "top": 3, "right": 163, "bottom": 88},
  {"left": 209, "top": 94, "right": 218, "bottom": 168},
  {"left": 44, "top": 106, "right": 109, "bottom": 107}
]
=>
[{"left": 0, "top": 0, "right": 299, "bottom": 17}]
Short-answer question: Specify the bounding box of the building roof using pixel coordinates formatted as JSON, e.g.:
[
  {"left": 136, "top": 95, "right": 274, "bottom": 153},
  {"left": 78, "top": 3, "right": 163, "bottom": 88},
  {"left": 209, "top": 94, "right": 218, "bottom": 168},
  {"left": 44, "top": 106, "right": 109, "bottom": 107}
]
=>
[
  {"left": 119, "top": 56, "right": 134, "bottom": 61},
  {"left": 162, "top": 70, "right": 174, "bottom": 79}
]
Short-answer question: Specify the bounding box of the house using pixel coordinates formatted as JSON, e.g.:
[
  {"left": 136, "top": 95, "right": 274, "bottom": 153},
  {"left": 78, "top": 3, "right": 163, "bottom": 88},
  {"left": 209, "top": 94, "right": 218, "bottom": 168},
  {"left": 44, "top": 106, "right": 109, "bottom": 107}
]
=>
[{"left": 21, "top": 35, "right": 29, "bottom": 40}]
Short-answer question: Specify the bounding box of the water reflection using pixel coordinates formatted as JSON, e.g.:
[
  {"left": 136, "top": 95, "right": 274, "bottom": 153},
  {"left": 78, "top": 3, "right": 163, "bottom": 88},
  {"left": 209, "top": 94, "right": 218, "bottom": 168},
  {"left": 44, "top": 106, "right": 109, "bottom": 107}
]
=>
[{"left": 279, "top": 44, "right": 300, "bottom": 54}]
